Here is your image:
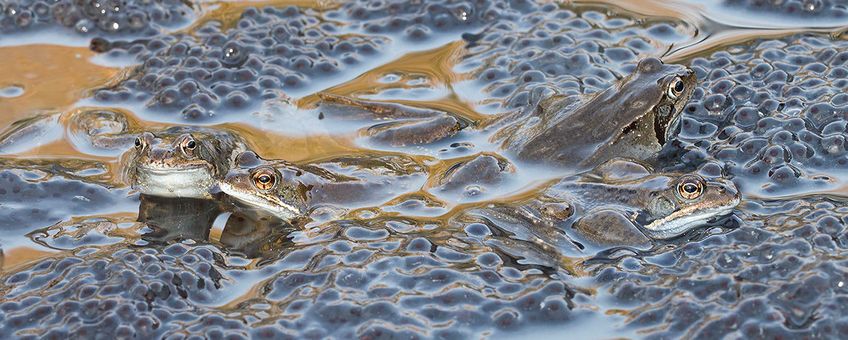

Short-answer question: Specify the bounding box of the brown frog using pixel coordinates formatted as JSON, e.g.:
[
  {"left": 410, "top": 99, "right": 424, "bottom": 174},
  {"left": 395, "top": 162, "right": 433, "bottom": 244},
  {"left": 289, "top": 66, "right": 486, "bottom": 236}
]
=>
[
  {"left": 216, "top": 151, "right": 426, "bottom": 221},
  {"left": 491, "top": 57, "right": 696, "bottom": 169},
  {"left": 318, "top": 58, "right": 695, "bottom": 170},
  {"left": 466, "top": 159, "right": 740, "bottom": 249},
  {"left": 122, "top": 126, "right": 249, "bottom": 199}
]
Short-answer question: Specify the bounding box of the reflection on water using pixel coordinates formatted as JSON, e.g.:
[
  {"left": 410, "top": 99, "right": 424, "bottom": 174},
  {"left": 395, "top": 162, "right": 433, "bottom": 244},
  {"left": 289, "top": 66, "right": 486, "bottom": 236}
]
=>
[{"left": 2, "top": 0, "right": 848, "bottom": 338}]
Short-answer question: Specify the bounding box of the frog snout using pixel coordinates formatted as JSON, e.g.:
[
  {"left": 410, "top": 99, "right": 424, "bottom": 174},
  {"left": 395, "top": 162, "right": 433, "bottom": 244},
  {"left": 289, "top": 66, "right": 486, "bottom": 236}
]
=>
[{"left": 149, "top": 148, "right": 174, "bottom": 161}]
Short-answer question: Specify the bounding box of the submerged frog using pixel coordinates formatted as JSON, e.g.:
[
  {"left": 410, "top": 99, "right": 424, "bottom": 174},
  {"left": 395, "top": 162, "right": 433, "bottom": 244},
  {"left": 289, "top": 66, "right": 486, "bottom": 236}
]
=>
[
  {"left": 470, "top": 160, "right": 740, "bottom": 248},
  {"left": 122, "top": 126, "right": 248, "bottom": 199},
  {"left": 491, "top": 57, "right": 696, "bottom": 169},
  {"left": 216, "top": 151, "right": 425, "bottom": 221},
  {"left": 318, "top": 93, "right": 467, "bottom": 147}
]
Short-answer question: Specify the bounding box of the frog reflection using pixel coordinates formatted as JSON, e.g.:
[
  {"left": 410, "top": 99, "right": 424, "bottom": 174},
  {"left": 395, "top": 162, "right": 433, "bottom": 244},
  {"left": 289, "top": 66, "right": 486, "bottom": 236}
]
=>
[
  {"left": 137, "top": 194, "right": 221, "bottom": 244},
  {"left": 219, "top": 208, "right": 295, "bottom": 262},
  {"left": 137, "top": 194, "right": 296, "bottom": 263}
]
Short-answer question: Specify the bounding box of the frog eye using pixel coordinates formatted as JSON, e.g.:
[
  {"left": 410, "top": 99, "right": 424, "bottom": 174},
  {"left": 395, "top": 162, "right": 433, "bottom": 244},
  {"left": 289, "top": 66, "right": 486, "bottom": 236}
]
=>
[
  {"left": 677, "top": 175, "right": 705, "bottom": 200},
  {"left": 134, "top": 132, "right": 153, "bottom": 151},
  {"left": 179, "top": 136, "right": 198, "bottom": 155},
  {"left": 667, "top": 76, "right": 685, "bottom": 99},
  {"left": 251, "top": 168, "right": 277, "bottom": 191}
]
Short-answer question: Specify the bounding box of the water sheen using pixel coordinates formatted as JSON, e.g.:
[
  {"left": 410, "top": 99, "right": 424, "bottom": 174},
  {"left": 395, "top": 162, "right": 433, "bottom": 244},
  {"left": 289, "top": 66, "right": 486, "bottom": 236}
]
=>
[{"left": 1, "top": 0, "right": 848, "bottom": 338}]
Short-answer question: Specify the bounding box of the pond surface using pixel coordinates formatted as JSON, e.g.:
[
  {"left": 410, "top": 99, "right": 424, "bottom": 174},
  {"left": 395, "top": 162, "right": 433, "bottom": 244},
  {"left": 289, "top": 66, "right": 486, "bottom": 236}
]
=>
[{"left": 1, "top": 0, "right": 848, "bottom": 338}]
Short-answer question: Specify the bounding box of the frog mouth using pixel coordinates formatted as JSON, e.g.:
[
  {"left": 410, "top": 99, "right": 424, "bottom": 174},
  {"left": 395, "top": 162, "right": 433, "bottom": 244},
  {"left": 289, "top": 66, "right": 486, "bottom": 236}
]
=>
[
  {"left": 218, "top": 181, "right": 303, "bottom": 220},
  {"left": 138, "top": 161, "right": 210, "bottom": 171},
  {"left": 133, "top": 165, "right": 216, "bottom": 198},
  {"left": 642, "top": 197, "right": 740, "bottom": 239}
]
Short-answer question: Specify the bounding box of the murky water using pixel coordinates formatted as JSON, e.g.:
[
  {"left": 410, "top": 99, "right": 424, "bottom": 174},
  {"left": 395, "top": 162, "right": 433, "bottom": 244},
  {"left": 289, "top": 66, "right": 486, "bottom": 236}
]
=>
[{"left": 2, "top": 0, "right": 848, "bottom": 338}]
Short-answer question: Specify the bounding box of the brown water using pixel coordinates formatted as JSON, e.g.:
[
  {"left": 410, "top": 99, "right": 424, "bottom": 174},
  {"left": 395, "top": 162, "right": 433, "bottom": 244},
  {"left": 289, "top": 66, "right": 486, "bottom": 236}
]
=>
[{"left": 2, "top": 0, "right": 848, "bottom": 338}]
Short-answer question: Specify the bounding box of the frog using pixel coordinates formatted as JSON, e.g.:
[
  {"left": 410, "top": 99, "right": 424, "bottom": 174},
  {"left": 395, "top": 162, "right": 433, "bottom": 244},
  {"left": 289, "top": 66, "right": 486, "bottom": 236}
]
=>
[
  {"left": 215, "top": 151, "right": 426, "bottom": 221},
  {"left": 122, "top": 125, "right": 249, "bottom": 199},
  {"left": 317, "top": 58, "right": 695, "bottom": 169},
  {"left": 0, "top": 107, "right": 250, "bottom": 198},
  {"left": 490, "top": 57, "right": 697, "bottom": 170},
  {"left": 467, "top": 159, "right": 740, "bottom": 249}
]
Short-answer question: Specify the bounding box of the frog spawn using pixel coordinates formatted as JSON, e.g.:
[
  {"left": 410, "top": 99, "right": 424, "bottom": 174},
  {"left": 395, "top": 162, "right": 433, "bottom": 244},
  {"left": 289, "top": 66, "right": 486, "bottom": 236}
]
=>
[
  {"left": 1, "top": 213, "right": 583, "bottom": 338},
  {"left": 0, "top": 169, "right": 134, "bottom": 237},
  {"left": 2, "top": 1, "right": 842, "bottom": 339},
  {"left": 721, "top": 0, "right": 848, "bottom": 18},
  {"left": 460, "top": 5, "right": 694, "bottom": 111},
  {"left": 663, "top": 34, "right": 848, "bottom": 195},
  {"left": 96, "top": 6, "right": 388, "bottom": 121},
  {"left": 328, "top": 0, "right": 536, "bottom": 41},
  {"left": 0, "top": 0, "right": 194, "bottom": 38},
  {"left": 593, "top": 197, "right": 848, "bottom": 338}
]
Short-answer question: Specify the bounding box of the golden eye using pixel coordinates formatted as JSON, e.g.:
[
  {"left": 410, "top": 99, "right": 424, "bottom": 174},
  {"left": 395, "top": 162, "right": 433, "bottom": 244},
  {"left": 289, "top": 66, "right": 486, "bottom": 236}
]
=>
[
  {"left": 667, "top": 76, "right": 685, "bottom": 99},
  {"left": 251, "top": 169, "right": 277, "bottom": 190},
  {"left": 677, "top": 176, "right": 704, "bottom": 200},
  {"left": 134, "top": 137, "right": 143, "bottom": 149}
]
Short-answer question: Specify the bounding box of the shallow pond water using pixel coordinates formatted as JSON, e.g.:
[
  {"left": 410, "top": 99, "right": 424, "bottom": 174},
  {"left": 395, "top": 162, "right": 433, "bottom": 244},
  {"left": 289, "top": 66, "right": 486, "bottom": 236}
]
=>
[{"left": 1, "top": 0, "right": 848, "bottom": 338}]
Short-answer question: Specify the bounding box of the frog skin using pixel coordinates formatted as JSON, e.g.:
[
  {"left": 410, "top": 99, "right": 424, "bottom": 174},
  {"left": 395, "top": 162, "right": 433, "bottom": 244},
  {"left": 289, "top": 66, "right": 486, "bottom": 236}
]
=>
[
  {"left": 550, "top": 160, "right": 740, "bottom": 245},
  {"left": 428, "top": 153, "right": 517, "bottom": 201},
  {"left": 216, "top": 151, "right": 425, "bottom": 221},
  {"left": 491, "top": 57, "right": 697, "bottom": 170},
  {"left": 122, "top": 126, "right": 249, "bottom": 199}
]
